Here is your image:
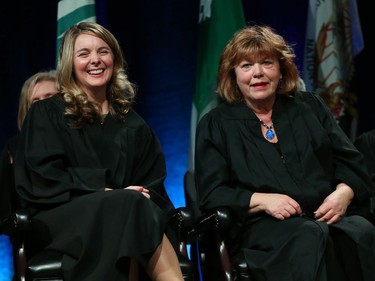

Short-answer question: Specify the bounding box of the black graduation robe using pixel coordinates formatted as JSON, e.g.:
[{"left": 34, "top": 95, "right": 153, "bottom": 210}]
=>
[
  {"left": 195, "top": 91, "right": 375, "bottom": 281},
  {"left": 353, "top": 129, "right": 375, "bottom": 224},
  {"left": 355, "top": 129, "right": 375, "bottom": 183},
  {"left": 14, "top": 94, "right": 175, "bottom": 281}
]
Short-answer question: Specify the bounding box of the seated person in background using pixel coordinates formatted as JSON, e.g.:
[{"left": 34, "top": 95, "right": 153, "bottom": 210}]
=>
[
  {"left": 354, "top": 129, "right": 375, "bottom": 222},
  {"left": 194, "top": 24, "right": 375, "bottom": 281},
  {"left": 0, "top": 69, "right": 58, "bottom": 224},
  {"left": 355, "top": 129, "right": 375, "bottom": 182},
  {"left": 17, "top": 70, "right": 58, "bottom": 132},
  {"left": 14, "top": 22, "right": 183, "bottom": 281}
]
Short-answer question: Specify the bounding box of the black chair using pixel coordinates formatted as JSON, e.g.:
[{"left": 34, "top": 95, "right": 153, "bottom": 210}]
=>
[
  {"left": 0, "top": 142, "right": 196, "bottom": 281},
  {"left": 183, "top": 170, "right": 250, "bottom": 281}
]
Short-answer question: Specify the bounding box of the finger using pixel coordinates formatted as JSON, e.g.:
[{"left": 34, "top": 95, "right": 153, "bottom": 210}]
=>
[
  {"left": 325, "top": 213, "right": 342, "bottom": 224},
  {"left": 273, "top": 213, "right": 285, "bottom": 220},
  {"left": 125, "top": 185, "right": 143, "bottom": 191},
  {"left": 285, "top": 205, "right": 299, "bottom": 216},
  {"left": 314, "top": 209, "right": 326, "bottom": 219},
  {"left": 142, "top": 192, "right": 151, "bottom": 199},
  {"left": 289, "top": 200, "right": 302, "bottom": 211},
  {"left": 314, "top": 202, "right": 331, "bottom": 218},
  {"left": 280, "top": 209, "right": 293, "bottom": 218},
  {"left": 316, "top": 209, "right": 336, "bottom": 222}
]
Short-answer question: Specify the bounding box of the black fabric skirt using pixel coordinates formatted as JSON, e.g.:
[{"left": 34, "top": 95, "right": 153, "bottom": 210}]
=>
[
  {"left": 234, "top": 215, "right": 375, "bottom": 281},
  {"left": 31, "top": 189, "right": 168, "bottom": 281}
]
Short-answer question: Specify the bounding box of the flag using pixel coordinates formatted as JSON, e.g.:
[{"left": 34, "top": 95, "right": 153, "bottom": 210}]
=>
[
  {"left": 188, "top": 0, "right": 246, "bottom": 171},
  {"left": 302, "top": 0, "right": 364, "bottom": 139},
  {"left": 56, "top": 0, "right": 96, "bottom": 60}
]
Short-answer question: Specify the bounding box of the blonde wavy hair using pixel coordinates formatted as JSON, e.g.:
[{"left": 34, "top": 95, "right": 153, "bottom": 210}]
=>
[
  {"left": 57, "top": 22, "right": 136, "bottom": 128},
  {"left": 17, "top": 70, "right": 57, "bottom": 130},
  {"left": 217, "top": 25, "right": 300, "bottom": 104}
]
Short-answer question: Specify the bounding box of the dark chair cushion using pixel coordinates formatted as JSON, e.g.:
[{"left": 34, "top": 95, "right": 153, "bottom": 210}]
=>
[
  {"left": 232, "top": 252, "right": 250, "bottom": 281},
  {"left": 26, "top": 250, "right": 63, "bottom": 281}
]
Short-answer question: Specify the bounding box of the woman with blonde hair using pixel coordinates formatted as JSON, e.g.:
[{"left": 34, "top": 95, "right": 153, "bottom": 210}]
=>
[
  {"left": 0, "top": 69, "right": 58, "bottom": 225},
  {"left": 17, "top": 69, "right": 58, "bottom": 129},
  {"left": 14, "top": 22, "right": 183, "bottom": 281}
]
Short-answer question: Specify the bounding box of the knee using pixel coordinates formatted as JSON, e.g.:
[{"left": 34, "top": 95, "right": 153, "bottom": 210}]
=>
[
  {"left": 346, "top": 215, "right": 375, "bottom": 242},
  {"left": 294, "top": 219, "right": 330, "bottom": 245}
]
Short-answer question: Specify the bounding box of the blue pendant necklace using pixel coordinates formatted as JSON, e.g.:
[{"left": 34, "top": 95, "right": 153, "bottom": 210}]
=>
[{"left": 259, "top": 119, "right": 275, "bottom": 140}]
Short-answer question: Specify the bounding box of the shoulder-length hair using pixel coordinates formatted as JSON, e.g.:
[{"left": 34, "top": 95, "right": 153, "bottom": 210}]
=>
[
  {"left": 217, "top": 25, "right": 300, "bottom": 104},
  {"left": 57, "top": 22, "right": 136, "bottom": 128},
  {"left": 18, "top": 70, "right": 57, "bottom": 130}
]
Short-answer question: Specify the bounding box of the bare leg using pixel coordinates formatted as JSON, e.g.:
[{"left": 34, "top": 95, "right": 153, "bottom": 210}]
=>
[{"left": 147, "top": 234, "right": 184, "bottom": 281}]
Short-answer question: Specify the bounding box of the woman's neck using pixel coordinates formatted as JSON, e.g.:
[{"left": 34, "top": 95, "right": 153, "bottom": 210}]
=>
[
  {"left": 86, "top": 89, "right": 109, "bottom": 114},
  {"left": 246, "top": 100, "right": 274, "bottom": 123}
]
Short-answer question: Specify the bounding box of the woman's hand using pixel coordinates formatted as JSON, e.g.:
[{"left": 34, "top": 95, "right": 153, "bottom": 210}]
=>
[
  {"left": 124, "top": 185, "right": 151, "bottom": 199},
  {"left": 249, "top": 193, "right": 302, "bottom": 220},
  {"left": 314, "top": 183, "right": 354, "bottom": 224}
]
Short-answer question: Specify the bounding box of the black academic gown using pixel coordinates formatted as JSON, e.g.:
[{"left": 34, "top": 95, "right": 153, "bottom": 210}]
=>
[
  {"left": 14, "top": 94, "right": 175, "bottom": 281},
  {"left": 353, "top": 129, "right": 375, "bottom": 223},
  {"left": 355, "top": 129, "right": 375, "bottom": 182},
  {"left": 195, "top": 91, "right": 375, "bottom": 281}
]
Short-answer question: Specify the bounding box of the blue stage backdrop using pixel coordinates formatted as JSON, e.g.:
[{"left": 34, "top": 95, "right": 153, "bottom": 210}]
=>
[{"left": 0, "top": 1, "right": 373, "bottom": 280}]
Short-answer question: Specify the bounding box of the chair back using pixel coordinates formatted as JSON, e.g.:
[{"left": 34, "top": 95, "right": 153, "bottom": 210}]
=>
[{"left": 184, "top": 170, "right": 203, "bottom": 220}]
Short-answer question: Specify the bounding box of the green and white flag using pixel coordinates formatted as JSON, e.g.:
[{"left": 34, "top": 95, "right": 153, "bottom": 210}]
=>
[
  {"left": 56, "top": 0, "right": 96, "bottom": 60},
  {"left": 188, "top": 0, "right": 245, "bottom": 171}
]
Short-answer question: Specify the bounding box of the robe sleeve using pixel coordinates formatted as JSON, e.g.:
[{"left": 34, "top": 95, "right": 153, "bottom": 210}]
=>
[
  {"left": 302, "top": 92, "right": 375, "bottom": 203},
  {"left": 354, "top": 129, "right": 375, "bottom": 183},
  {"left": 130, "top": 121, "right": 174, "bottom": 214},
  {"left": 195, "top": 110, "right": 253, "bottom": 216},
  {"left": 14, "top": 98, "right": 108, "bottom": 206}
]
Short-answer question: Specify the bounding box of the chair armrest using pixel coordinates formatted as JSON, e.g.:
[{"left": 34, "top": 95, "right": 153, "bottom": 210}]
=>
[
  {"left": 1, "top": 208, "right": 33, "bottom": 236},
  {"left": 167, "top": 206, "right": 195, "bottom": 259},
  {"left": 14, "top": 209, "right": 33, "bottom": 232},
  {"left": 168, "top": 207, "right": 195, "bottom": 242},
  {"left": 185, "top": 207, "right": 233, "bottom": 243},
  {"left": 168, "top": 207, "right": 194, "bottom": 229}
]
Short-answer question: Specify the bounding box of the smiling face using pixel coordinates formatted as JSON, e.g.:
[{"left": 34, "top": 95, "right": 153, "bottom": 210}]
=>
[
  {"left": 73, "top": 33, "right": 114, "bottom": 98},
  {"left": 234, "top": 54, "right": 282, "bottom": 106}
]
